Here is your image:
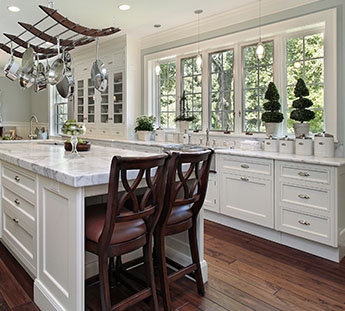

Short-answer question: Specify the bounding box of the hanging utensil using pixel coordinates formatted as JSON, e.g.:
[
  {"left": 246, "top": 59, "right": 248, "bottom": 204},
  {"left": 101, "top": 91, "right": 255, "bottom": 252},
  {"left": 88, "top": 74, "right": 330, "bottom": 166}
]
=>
[
  {"left": 21, "top": 44, "right": 34, "bottom": 74},
  {"left": 34, "top": 61, "right": 47, "bottom": 92},
  {"left": 48, "top": 38, "right": 65, "bottom": 85},
  {"left": 91, "top": 38, "right": 108, "bottom": 92},
  {"left": 19, "top": 53, "right": 37, "bottom": 89},
  {"left": 62, "top": 50, "right": 72, "bottom": 70},
  {"left": 4, "top": 43, "right": 21, "bottom": 81},
  {"left": 56, "top": 68, "right": 74, "bottom": 98}
]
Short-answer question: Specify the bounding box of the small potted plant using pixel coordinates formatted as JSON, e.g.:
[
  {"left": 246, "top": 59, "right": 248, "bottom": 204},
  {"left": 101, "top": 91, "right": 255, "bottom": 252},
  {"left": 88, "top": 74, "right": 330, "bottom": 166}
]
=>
[
  {"left": 290, "top": 78, "right": 315, "bottom": 137},
  {"left": 135, "top": 115, "right": 156, "bottom": 141},
  {"left": 261, "top": 82, "right": 284, "bottom": 137},
  {"left": 175, "top": 91, "right": 196, "bottom": 133}
]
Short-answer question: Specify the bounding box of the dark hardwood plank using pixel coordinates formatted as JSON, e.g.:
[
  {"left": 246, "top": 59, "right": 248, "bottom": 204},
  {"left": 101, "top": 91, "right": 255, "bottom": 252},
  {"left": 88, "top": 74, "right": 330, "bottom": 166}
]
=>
[
  {"left": 11, "top": 302, "right": 40, "bottom": 311},
  {"left": 0, "top": 292, "right": 9, "bottom": 311}
]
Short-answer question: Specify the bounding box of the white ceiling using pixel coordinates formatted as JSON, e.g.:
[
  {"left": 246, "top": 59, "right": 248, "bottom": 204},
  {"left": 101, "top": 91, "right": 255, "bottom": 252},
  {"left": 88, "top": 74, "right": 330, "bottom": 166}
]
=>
[{"left": 0, "top": 0, "right": 256, "bottom": 66}]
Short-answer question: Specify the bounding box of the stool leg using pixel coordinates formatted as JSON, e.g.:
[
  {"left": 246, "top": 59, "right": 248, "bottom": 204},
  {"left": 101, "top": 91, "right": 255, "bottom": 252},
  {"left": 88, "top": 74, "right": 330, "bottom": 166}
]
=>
[
  {"left": 155, "top": 232, "right": 172, "bottom": 311},
  {"left": 143, "top": 240, "right": 159, "bottom": 311},
  {"left": 188, "top": 223, "right": 205, "bottom": 296},
  {"left": 115, "top": 256, "right": 122, "bottom": 284},
  {"left": 108, "top": 257, "right": 115, "bottom": 287},
  {"left": 99, "top": 254, "right": 111, "bottom": 311}
]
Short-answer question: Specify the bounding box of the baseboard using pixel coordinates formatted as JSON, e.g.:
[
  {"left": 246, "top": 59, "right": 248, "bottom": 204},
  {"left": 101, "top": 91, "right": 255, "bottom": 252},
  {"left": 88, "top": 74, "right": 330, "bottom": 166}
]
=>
[
  {"left": 205, "top": 210, "right": 343, "bottom": 262},
  {"left": 34, "top": 279, "right": 65, "bottom": 311}
]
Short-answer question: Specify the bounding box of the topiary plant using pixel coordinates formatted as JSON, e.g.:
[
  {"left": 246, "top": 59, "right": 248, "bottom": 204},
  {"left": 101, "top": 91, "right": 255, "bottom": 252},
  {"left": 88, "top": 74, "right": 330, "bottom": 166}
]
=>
[
  {"left": 261, "top": 82, "right": 284, "bottom": 123},
  {"left": 290, "top": 78, "right": 315, "bottom": 123},
  {"left": 134, "top": 115, "right": 156, "bottom": 132}
]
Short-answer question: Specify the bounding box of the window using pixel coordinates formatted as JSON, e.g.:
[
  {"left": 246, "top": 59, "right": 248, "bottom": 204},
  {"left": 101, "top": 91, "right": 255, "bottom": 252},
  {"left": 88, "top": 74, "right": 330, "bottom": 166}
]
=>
[
  {"left": 181, "top": 57, "right": 202, "bottom": 130},
  {"left": 159, "top": 61, "right": 176, "bottom": 129},
  {"left": 242, "top": 41, "right": 274, "bottom": 133},
  {"left": 209, "top": 49, "right": 235, "bottom": 131},
  {"left": 53, "top": 88, "right": 69, "bottom": 134},
  {"left": 286, "top": 33, "right": 324, "bottom": 133}
]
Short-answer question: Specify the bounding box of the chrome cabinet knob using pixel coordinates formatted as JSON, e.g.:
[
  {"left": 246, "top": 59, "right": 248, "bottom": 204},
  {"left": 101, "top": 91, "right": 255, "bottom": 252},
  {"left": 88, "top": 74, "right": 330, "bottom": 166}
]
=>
[
  {"left": 298, "top": 194, "right": 310, "bottom": 200},
  {"left": 298, "top": 172, "right": 310, "bottom": 177},
  {"left": 14, "top": 176, "right": 20, "bottom": 182},
  {"left": 298, "top": 220, "right": 310, "bottom": 226},
  {"left": 240, "top": 164, "right": 249, "bottom": 169},
  {"left": 14, "top": 199, "right": 20, "bottom": 205},
  {"left": 240, "top": 176, "right": 249, "bottom": 181},
  {"left": 12, "top": 218, "right": 19, "bottom": 224}
]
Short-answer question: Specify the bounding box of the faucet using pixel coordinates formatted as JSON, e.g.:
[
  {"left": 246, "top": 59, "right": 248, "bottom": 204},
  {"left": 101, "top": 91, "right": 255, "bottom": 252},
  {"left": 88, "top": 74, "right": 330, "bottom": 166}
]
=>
[
  {"left": 206, "top": 128, "right": 210, "bottom": 147},
  {"left": 29, "top": 115, "right": 38, "bottom": 140}
]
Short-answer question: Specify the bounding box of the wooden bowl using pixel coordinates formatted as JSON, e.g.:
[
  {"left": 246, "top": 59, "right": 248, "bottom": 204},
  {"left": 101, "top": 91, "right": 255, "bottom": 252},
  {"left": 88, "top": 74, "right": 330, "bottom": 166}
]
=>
[{"left": 64, "top": 141, "right": 91, "bottom": 152}]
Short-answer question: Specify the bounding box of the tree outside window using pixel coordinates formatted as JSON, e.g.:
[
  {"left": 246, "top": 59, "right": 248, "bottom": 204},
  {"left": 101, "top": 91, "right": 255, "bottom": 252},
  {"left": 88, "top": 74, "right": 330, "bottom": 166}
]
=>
[
  {"left": 242, "top": 41, "right": 274, "bottom": 133},
  {"left": 286, "top": 33, "right": 324, "bottom": 133},
  {"left": 209, "top": 49, "right": 235, "bottom": 131},
  {"left": 159, "top": 62, "right": 176, "bottom": 129},
  {"left": 181, "top": 57, "right": 202, "bottom": 130}
]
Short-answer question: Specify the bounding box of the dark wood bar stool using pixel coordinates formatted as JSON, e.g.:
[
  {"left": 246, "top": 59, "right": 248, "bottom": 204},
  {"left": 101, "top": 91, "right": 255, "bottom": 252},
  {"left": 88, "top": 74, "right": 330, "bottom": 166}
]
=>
[
  {"left": 154, "top": 149, "right": 214, "bottom": 311},
  {"left": 85, "top": 154, "right": 169, "bottom": 311}
]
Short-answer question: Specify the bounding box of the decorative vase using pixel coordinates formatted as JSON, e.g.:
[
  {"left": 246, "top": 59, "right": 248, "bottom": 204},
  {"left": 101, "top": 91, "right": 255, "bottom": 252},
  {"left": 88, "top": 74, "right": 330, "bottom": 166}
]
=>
[
  {"left": 137, "top": 131, "right": 152, "bottom": 141},
  {"left": 179, "top": 121, "right": 189, "bottom": 133},
  {"left": 265, "top": 123, "right": 280, "bottom": 137},
  {"left": 293, "top": 123, "right": 310, "bottom": 138}
]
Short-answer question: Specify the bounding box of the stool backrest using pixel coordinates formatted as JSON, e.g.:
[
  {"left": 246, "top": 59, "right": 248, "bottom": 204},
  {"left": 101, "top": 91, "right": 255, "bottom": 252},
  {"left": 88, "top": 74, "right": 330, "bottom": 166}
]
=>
[
  {"left": 99, "top": 154, "right": 169, "bottom": 247},
  {"left": 159, "top": 149, "right": 214, "bottom": 227}
]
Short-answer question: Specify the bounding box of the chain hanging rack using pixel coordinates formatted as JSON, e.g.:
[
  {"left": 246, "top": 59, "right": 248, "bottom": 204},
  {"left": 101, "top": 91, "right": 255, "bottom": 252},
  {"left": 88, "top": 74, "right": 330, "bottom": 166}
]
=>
[{"left": 0, "top": 4, "right": 121, "bottom": 59}]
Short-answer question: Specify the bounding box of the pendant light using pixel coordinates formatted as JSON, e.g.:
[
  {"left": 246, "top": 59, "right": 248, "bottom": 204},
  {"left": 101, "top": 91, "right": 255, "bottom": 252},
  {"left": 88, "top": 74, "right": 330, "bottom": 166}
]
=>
[
  {"left": 154, "top": 24, "right": 161, "bottom": 76},
  {"left": 256, "top": 0, "right": 265, "bottom": 60},
  {"left": 194, "top": 9, "right": 203, "bottom": 68}
]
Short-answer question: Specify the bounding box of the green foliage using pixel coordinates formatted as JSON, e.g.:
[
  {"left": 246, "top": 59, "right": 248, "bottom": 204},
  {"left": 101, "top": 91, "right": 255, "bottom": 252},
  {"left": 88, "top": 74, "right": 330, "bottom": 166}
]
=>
[
  {"left": 261, "top": 82, "right": 283, "bottom": 124},
  {"left": 294, "top": 78, "right": 309, "bottom": 97},
  {"left": 175, "top": 115, "right": 196, "bottom": 122},
  {"left": 134, "top": 115, "right": 156, "bottom": 132},
  {"left": 290, "top": 78, "right": 315, "bottom": 123}
]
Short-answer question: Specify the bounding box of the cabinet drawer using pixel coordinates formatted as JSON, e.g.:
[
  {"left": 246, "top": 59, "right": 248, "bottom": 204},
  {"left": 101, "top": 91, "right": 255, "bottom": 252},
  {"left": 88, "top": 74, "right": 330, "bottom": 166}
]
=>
[
  {"left": 279, "top": 208, "right": 332, "bottom": 245},
  {"left": 220, "top": 173, "right": 273, "bottom": 228},
  {"left": 2, "top": 204, "right": 35, "bottom": 269},
  {"left": 278, "top": 162, "right": 331, "bottom": 185},
  {"left": 2, "top": 163, "right": 36, "bottom": 195},
  {"left": 221, "top": 156, "right": 272, "bottom": 177},
  {"left": 2, "top": 186, "right": 35, "bottom": 221},
  {"left": 280, "top": 183, "right": 331, "bottom": 213}
]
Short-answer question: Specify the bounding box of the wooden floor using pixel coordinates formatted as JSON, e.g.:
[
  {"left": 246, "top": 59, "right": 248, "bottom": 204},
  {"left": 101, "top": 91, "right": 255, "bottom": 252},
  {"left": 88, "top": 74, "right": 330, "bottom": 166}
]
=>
[{"left": 2, "top": 220, "right": 345, "bottom": 310}]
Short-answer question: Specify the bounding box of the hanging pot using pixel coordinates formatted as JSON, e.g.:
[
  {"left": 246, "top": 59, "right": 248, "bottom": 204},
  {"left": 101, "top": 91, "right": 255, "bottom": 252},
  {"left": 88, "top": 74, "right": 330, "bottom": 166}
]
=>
[
  {"left": 56, "top": 68, "right": 75, "bottom": 98},
  {"left": 4, "top": 44, "right": 21, "bottom": 81},
  {"left": 19, "top": 54, "right": 38, "bottom": 89},
  {"left": 21, "top": 45, "right": 34, "bottom": 74},
  {"left": 91, "top": 38, "right": 108, "bottom": 92},
  {"left": 48, "top": 39, "right": 65, "bottom": 85}
]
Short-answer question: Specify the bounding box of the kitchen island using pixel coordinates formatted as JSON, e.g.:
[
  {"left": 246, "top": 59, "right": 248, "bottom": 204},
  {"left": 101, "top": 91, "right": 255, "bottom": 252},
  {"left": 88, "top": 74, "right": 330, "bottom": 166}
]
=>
[{"left": 0, "top": 142, "right": 207, "bottom": 311}]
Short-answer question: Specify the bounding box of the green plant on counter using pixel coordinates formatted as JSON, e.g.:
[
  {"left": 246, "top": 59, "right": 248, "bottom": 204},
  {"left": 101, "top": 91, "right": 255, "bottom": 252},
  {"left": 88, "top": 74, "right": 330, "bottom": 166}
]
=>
[
  {"left": 134, "top": 115, "right": 156, "bottom": 132},
  {"left": 290, "top": 78, "right": 315, "bottom": 123},
  {"left": 261, "top": 82, "right": 284, "bottom": 123}
]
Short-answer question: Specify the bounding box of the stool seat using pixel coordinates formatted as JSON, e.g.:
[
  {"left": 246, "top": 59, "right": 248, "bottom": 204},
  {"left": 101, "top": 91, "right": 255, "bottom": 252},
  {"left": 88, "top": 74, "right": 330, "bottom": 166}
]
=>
[
  {"left": 86, "top": 204, "right": 147, "bottom": 245},
  {"left": 167, "top": 205, "right": 193, "bottom": 226}
]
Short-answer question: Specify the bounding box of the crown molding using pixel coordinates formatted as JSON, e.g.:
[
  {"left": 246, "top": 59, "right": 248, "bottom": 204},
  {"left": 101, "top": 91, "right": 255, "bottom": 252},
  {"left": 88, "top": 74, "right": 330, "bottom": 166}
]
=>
[{"left": 141, "top": 0, "right": 319, "bottom": 49}]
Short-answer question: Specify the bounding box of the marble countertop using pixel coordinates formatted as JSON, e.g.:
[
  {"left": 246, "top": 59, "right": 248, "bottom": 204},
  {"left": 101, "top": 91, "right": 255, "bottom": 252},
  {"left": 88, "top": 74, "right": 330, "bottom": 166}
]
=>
[{"left": 0, "top": 142, "right": 160, "bottom": 188}]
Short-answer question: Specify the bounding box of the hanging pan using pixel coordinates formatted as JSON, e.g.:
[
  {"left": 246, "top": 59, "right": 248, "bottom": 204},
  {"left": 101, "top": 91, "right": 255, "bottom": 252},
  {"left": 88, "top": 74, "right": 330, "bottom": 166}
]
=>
[
  {"left": 19, "top": 54, "right": 37, "bottom": 89},
  {"left": 21, "top": 45, "right": 34, "bottom": 74},
  {"left": 3, "top": 43, "right": 21, "bottom": 81},
  {"left": 56, "top": 68, "right": 74, "bottom": 98},
  {"left": 34, "top": 60, "right": 47, "bottom": 92},
  {"left": 48, "top": 38, "right": 65, "bottom": 85},
  {"left": 91, "top": 38, "right": 108, "bottom": 92}
]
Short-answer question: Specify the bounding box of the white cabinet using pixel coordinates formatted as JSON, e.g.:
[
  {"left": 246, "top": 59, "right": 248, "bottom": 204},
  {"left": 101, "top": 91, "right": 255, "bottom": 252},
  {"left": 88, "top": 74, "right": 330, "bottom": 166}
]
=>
[
  {"left": 204, "top": 173, "right": 218, "bottom": 213},
  {"left": 1, "top": 162, "right": 37, "bottom": 276},
  {"left": 219, "top": 155, "right": 274, "bottom": 228}
]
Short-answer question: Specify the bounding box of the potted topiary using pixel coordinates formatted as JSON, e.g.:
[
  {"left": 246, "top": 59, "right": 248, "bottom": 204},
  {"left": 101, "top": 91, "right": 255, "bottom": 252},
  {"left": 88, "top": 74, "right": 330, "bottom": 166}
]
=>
[
  {"left": 290, "top": 78, "right": 315, "bottom": 137},
  {"left": 261, "top": 82, "right": 284, "bottom": 137},
  {"left": 135, "top": 115, "right": 156, "bottom": 141},
  {"left": 175, "top": 91, "right": 196, "bottom": 133}
]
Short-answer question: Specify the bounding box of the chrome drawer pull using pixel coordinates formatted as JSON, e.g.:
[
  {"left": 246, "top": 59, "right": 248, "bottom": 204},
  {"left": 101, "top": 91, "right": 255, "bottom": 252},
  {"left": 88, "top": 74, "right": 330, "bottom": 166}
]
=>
[
  {"left": 14, "top": 176, "right": 20, "bottom": 182},
  {"left": 298, "top": 220, "right": 310, "bottom": 226},
  {"left": 240, "top": 177, "right": 249, "bottom": 181},
  {"left": 14, "top": 199, "right": 20, "bottom": 205},
  {"left": 12, "top": 218, "right": 19, "bottom": 224},
  {"left": 298, "top": 194, "right": 310, "bottom": 200},
  {"left": 240, "top": 164, "right": 250, "bottom": 169},
  {"left": 298, "top": 172, "right": 310, "bottom": 177}
]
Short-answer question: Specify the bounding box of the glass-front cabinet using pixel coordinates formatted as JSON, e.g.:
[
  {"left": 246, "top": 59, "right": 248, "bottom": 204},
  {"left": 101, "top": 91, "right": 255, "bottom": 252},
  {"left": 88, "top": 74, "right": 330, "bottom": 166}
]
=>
[{"left": 74, "top": 69, "right": 124, "bottom": 130}]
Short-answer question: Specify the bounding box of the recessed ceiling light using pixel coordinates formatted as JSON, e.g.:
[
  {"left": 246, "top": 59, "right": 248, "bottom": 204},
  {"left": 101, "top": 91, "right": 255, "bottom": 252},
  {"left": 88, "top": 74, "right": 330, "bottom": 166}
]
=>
[
  {"left": 118, "top": 4, "right": 130, "bottom": 11},
  {"left": 8, "top": 6, "right": 20, "bottom": 12}
]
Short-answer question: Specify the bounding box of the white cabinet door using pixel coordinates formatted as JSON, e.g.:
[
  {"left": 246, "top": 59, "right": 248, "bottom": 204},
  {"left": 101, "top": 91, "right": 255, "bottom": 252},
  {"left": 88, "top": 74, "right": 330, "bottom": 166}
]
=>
[
  {"left": 204, "top": 173, "right": 219, "bottom": 213},
  {"left": 220, "top": 172, "right": 274, "bottom": 228}
]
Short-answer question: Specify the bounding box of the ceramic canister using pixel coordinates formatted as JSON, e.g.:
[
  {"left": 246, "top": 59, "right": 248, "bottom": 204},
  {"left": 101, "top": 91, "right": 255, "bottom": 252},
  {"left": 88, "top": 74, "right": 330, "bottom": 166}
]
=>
[
  {"left": 279, "top": 136, "right": 295, "bottom": 154},
  {"left": 295, "top": 137, "right": 313, "bottom": 156},
  {"left": 264, "top": 137, "right": 279, "bottom": 152},
  {"left": 314, "top": 132, "right": 335, "bottom": 158},
  {"left": 154, "top": 127, "right": 165, "bottom": 142}
]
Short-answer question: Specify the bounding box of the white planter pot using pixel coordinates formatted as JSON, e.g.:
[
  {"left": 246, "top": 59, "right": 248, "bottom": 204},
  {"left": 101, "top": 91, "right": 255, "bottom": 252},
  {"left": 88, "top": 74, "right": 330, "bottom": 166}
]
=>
[
  {"left": 178, "top": 121, "right": 189, "bottom": 133},
  {"left": 293, "top": 123, "right": 310, "bottom": 138},
  {"left": 295, "top": 138, "right": 313, "bottom": 156},
  {"left": 314, "top": 136, "right": 335, "bottom": 158},
  {"left": 265, "top": 123, "right": 280, "bottom": 137},
  {"left": 137, "top": 131, "right": 152, "bottom": 141}
]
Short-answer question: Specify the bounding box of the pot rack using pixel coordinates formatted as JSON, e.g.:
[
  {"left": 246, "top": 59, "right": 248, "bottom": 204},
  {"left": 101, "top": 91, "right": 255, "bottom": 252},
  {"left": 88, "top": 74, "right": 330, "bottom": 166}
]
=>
[{"left": 0, "top": 5, "right": 121, "bottom": 59}]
